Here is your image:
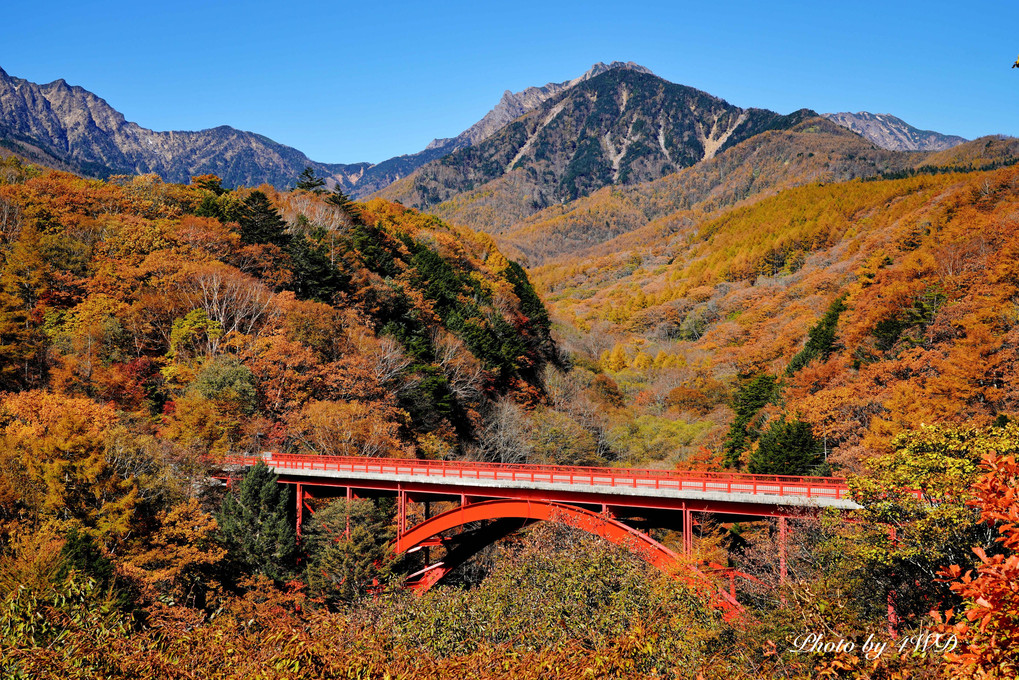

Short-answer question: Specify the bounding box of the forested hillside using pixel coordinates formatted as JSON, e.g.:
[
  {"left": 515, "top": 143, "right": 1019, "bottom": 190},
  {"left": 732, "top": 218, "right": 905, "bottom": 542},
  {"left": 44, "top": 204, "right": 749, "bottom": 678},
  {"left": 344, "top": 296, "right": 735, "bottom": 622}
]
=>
[
  {"left": 0, "top": 160, "right": 560, "bottom": 469},
  {"left": 3, "top": 148, "right": 1019, "bottom": 677},
  {"left": 532, "top": 166, "right": 1019, "bottom": 469},
  {"left": 433, "top": 126, "right": 1019, "bottom": 267}
]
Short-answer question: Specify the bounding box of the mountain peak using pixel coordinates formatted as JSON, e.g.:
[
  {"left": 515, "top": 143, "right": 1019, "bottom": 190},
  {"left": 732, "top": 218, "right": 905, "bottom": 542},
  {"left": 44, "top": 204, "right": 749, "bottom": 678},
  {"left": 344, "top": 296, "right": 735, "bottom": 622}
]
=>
[
  {"left": 579, "top": 61, "right": 654, "bottom": 81},
  {"left": 424, "top": 61, "right": 659, "bottom": 157}
]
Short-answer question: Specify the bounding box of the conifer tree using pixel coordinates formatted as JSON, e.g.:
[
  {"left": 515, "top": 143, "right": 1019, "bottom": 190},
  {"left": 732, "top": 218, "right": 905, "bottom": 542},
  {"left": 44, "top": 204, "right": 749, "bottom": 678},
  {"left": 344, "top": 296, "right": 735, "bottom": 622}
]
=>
[
  {"left": 786, "top": 295, "right": 847, "bottom": 375},
  {"left": 295, "top": 167, "right": 326, "bottom": 193},
  {"left": 216, "top": 461, "right": 297, "bottom": 581},
  {"left": 748, "top": 417, "right": 821, "bottom": 476},
  {"left": 237, "top": 191, "right": 345, "bottom": 302},
  {"left": 238, "top": 191, "right": 291, "bottom": 248},
  {"left": 325, "top": 186, "right": 361, "bottom": 223},
  {"left": 303, "top": 497, "right": 395, "bottom": 602},
  {"left": 723, "top": 373, "right": 777, "bottom": 468}
]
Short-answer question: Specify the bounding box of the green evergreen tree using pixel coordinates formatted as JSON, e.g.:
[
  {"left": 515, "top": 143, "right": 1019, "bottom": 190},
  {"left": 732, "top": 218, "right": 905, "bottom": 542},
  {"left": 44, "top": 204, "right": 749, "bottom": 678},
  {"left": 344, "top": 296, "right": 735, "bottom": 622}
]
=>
[
  {"left": 58, "top": 527, "right": 116, "bottom": 588},
  {"left": 722, "top": 373, "right": 777, "bottom": 468},
  {"left": 287, "top": 235, "right": 348, "bottom": 303},
  {"left": 303, "top": 497, "right": 395, "bottom": 602},
  {"left": 748, "top": 417, "right": 821, "bottom": 476},
  {"left": 238, "top": 191, "right": 292, "bottom": 248},
  {"left": 786, "top": 295, "right": 847, "bottom": 375},
  {"left": 325, "top": 186, "right": 361, "bottom": 223},
  {"left": 216, "top": 461, "right": 297, "bottom": 581},
  {"left": 237, "top": 192, "right": 346, "bottom": 302},
  {"left": 295, "top": 167, "right": 326, "bottom": 193}
]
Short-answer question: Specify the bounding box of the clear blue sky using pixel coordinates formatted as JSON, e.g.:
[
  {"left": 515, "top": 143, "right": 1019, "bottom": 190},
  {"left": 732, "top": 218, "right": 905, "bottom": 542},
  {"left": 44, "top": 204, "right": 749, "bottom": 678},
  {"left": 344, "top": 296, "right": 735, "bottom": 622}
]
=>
[{"left": 3, "top": 0, "right": 1016, "bottom": 164}]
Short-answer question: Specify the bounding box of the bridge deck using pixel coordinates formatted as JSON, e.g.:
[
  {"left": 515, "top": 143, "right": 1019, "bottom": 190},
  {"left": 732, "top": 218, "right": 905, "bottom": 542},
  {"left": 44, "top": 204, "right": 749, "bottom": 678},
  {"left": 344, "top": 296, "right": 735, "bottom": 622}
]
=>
[{"left": 225, "top": 454, "right": 861, "bottom": 511}]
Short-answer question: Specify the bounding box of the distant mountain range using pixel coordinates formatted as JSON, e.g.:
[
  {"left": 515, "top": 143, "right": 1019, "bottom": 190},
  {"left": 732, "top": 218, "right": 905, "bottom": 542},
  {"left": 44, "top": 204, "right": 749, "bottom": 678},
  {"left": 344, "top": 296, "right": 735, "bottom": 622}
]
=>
[
  {"left": 0, "top": 62, "right": 977, "bottom": 197},
  {"left": 0, "top": 66, "right": 366, "bottom": 188},
  {"left": 821, "top": 112, "right": 967, "bottom": 151}
]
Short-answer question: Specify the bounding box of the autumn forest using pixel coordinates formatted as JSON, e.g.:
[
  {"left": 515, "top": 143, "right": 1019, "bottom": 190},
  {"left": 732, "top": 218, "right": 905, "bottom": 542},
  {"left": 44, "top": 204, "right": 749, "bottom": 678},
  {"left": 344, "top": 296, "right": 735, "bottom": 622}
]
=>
[{"left": 3, "top": 64, "right": 1019, "bottom": 679}]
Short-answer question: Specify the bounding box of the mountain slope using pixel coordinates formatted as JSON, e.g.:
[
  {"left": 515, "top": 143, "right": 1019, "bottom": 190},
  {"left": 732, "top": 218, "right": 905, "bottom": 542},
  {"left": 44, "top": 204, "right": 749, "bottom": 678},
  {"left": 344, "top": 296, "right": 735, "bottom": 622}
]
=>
[
  {"left": 537, "top": 165, "right": 1019, "bottom": 467},
  {"left": 525, "top": 133, "right": 1019, "bottom": 303},
  {"left": 497, "top": 117, "right": 921, "bottom": 264},
  {"left": 822, "top": 111, "right": 967, "bottom": 151},
  {"left": 379, "top": 68, "right": 815, "bottom": 221}
]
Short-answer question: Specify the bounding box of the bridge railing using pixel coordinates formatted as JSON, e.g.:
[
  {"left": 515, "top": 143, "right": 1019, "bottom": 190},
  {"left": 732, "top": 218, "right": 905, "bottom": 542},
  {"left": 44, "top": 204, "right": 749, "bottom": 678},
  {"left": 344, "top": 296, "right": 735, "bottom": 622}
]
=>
[{"left": 222, "top": 453, "right": 851, "bottom": 500}]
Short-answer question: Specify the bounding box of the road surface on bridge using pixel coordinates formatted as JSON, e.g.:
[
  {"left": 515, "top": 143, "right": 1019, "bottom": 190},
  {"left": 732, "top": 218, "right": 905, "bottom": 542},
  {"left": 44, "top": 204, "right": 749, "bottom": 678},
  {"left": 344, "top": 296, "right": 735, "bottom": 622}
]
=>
[{"left": 225, "top": 453, "right": 861, "bottom": 512}]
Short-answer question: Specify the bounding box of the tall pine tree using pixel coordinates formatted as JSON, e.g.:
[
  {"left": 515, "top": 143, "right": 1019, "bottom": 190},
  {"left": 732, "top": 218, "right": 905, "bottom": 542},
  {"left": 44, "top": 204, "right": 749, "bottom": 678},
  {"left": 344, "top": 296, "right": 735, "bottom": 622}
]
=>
[
  {"left": 295, "top": 167, "right": 326, "bottom": 193},
  {"left": 238, "top": 191, "right": 291, "bottom": 248},
  {"left": 237, "top": 191, "right": 346, "bottom": 302},
  {"left": 722, "top": 373, "right": 778, "bottom": 468},
  {"left": 216, "top": 461, "right": 297, "bottom": 581},
  {"left": 786, "top": 295, "right": 848, "bottom": 375},
  {"left": 325, "top": 186, "right": 361, "bottom": 223}
]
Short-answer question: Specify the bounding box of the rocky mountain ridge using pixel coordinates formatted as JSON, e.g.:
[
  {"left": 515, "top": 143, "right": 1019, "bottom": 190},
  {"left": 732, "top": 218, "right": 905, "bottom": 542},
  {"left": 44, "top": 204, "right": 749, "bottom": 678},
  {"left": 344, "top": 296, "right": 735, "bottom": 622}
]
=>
[
  {"left": 822, "top": 111, "right": 967, "bottom": 151},
  {"left": 0, "top": 66, "right": 373, "bottom": 188},
  {"left": 426, "top": 61, "right": 654, "bottom": 151},
  {"left": 347, "top": 62, "right": 655, "bottom": 197}
]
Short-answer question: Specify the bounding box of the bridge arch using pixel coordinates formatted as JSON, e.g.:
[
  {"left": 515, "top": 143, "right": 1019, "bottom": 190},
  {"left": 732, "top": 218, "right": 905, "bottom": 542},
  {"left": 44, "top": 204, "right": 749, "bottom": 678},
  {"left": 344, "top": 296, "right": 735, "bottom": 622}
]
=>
[
  {"left": 393, "top": 498, "right": 739, "bottom": 612},
  {"left": 395, "top": 499, "right": 678, "bottom": 568}
]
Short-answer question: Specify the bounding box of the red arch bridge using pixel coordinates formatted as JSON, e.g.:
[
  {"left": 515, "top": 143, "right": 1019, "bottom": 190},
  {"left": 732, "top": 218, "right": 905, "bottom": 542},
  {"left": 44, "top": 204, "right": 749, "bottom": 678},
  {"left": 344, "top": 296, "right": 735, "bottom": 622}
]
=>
[{"left": 221, "top": 453, "right": 858, "bottom": 613}]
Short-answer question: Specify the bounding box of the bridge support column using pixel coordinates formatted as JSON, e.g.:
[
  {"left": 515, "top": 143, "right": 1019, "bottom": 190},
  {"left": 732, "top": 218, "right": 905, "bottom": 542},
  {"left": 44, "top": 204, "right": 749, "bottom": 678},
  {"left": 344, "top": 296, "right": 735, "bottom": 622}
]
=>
[
  {"left": 682, "top": 506, "right": 693, "bottom": 555},
  {"left": 345, "top": 486, "right": 352, "bottom": 538},
  {"left": 779, "top": 517, "right": 787, "bottom": 586},
  {"left": 296, "top": 483, "right": 303, "bottom": 539},
  {"left": 398, "top": 487, "right": 407, "bottom": 537},
  {"left": 295, "top": 484, "right": 316, "bottom": 540}
]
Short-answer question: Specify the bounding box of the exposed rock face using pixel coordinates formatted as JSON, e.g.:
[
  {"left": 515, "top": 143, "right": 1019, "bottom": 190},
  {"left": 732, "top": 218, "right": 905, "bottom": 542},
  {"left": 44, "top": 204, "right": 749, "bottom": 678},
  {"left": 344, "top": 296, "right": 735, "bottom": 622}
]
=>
[
  {"left": 0, "top": 66, "right": 370, "bottom": 188},
  {"left": 379, "top": 67, "right": 814, "bottom": 214},
  {"left": 822, "top": 112, "right": 967, "bottom": 151},
  {"left": 440, "top": 61, "right": 655, "bottom": 150}
]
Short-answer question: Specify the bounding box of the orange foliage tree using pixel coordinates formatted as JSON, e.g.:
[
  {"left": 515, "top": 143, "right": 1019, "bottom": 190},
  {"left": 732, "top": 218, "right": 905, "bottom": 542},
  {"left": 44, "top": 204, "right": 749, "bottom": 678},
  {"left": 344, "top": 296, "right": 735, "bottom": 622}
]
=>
[{"left": 940, "top": 453, "right": 1019, "bottom": 677}]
